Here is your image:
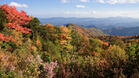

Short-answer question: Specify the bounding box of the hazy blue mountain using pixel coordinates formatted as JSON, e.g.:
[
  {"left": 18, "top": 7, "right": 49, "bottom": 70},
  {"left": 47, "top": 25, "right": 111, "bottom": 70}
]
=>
[
  {"left": 103, "top": 27, "right": 139, "bottom": 36},
  {"left": 39, "top": 17, "right": 139, "bottom": 29}
]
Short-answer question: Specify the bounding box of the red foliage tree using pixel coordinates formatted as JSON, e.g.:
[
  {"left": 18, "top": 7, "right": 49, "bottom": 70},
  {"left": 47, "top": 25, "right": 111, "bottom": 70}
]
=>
[
  {"left": 0, "top": 4, "right": 32, "bottom": 33},
  {"left": 0, "top": 33, "right": 15, "bottom": 42}
]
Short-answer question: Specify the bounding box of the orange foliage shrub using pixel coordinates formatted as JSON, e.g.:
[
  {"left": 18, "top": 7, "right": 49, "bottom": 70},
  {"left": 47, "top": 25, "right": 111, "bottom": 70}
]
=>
[
  {"left": 46, "top": 24, "right": 54, "bottom": 28},
  {"left": 36, "top": 40, "right": 41, "bottom": 46},
  {"left": 92, "top": 51, "right": 97, "bottom": 56},
  {"left": 45, "top": 24, "right": 55, "bottom": 33},
  {"left": 60, "top": 26, "right": 70, "bottom": 33},
  {"left": 103, "top": 42, "right": 109, "bottom": 46},
  {"left": 60, "top": 34, "right": 68, "bottom": 40},
  {"left": 0, "top": 33, "right": 15, "bottom": 42}
]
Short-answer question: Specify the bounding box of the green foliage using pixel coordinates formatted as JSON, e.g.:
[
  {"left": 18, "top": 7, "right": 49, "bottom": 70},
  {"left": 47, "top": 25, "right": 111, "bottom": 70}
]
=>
[
  {"left": 0, "top": 41, "right": 17, "bottom": 52},
  {"left": 128, "top": 44, "right": 136, "bottom": 59},
  {"left": 106, "top": 45, "right": 128, "bottom": 62},
  {"left": 71, "top": 30, "right": 91, "bottom": 54},
  {"left": 42, "top": 40, "right": 60, "bottom": 54},
  {"left": 41, "top": 53, "right": 52, "bottom": 62},
  {"left": 71, "top": 30, "right": 83, "bottom": 49},
  {"left": 110, "top": 38, "right": 126, "bottom": 49},
  {"left": 0, "top": 71, "right": 16, "bottom": 78},
  {"left": 89, "top": 38, "right": 103, "bottom": 51},
  {"left": 27, "top": 17, "right": 40, "bottom": 28},
  {"left": 0, "top": 10, "right": 7, "bottom": 31}
]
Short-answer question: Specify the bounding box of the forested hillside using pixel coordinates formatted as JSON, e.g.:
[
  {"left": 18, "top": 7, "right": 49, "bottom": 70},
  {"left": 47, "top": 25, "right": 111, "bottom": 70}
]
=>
[
  {"left": 66, "top": 24, "right": 106, "bottom": 37},
  {"left": 0, "top": 4, "right": 139, "bottom": 78}
]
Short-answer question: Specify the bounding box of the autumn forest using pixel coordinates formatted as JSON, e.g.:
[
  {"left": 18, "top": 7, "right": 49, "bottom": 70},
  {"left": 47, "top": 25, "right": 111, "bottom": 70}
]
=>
[{"left": 0, "top": 4, "right": 139, "bottom": 78}]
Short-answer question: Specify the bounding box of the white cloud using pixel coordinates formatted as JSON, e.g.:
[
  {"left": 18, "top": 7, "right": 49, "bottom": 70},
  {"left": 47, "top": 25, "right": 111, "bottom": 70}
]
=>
[
  {"left": 61, "top": 0, "right": 89, "bottom": 3},
  {"left": 97, "top": 0, "right": 105, "bottom": 3},
  {"left": 9, "top": 2, "right": 28, "bottom": 8},
  {"left": 80, "top": 0, "right": 89, "bottom": 2},
  {"left": 76, "top": 5, "right": 86, "bottom": 8},
  {"left": 92, "top": 10, "right": 97, "bottom": 14},
  {"left": 97, "top": 0, "right": 139, "bottom": 4},
  {"left": 107, "top": 0, "right": 118, "bottom": 4},
  {"left": 61, "top": 0, "right": 68, "bottom": 3}
]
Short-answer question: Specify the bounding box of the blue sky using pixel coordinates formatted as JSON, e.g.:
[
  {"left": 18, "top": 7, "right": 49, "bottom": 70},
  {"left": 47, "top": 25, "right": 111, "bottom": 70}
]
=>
[{"left": 0, "top": 0, "right": 139, "bottom": 18}]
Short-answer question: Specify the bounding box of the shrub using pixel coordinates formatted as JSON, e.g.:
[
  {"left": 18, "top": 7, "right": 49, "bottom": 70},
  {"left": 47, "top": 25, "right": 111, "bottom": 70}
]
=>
[{"left": 106, "top": 45, "right": 128, "bottom": 62}]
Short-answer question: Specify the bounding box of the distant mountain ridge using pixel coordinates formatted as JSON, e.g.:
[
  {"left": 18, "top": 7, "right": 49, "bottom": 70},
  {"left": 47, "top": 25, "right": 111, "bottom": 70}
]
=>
[
  {"left": 103, "top": 27, "right": 139, "bottom": 36},
  {"left": 39, "top": 17, "right": 139, "bottom": 36},
  {"left": 39, "top": 17, "right": 139, "bottom": 29}
]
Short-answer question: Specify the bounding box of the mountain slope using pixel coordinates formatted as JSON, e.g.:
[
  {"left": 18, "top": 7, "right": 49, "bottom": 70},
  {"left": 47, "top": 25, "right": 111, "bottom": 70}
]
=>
[{"left": 66, "top": 24, "right": 106, "bottom": 37}]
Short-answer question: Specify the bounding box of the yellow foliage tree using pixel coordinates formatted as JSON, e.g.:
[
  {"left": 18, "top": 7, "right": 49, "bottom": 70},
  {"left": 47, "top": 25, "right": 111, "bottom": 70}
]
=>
[{"left": 59, "top": 26, "right": 73, "bottom": 53}]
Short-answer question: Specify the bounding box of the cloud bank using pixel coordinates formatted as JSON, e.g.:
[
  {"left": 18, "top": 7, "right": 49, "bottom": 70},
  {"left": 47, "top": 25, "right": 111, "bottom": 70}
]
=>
[{"left": 64, "top": 10, "right": 139, "bottom": 18}]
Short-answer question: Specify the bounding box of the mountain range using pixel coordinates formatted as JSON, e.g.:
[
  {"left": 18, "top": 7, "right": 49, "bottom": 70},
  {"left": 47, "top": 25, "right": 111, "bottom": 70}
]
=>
[
  {"left": 39, "top": 17, "right": 139, "bottom": 29},
  {"left": 103, "top": 26, "right": 139, "bottom": 36},
  {"left": 39, "top": 17, "right": 139, "bottom": 36}
]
